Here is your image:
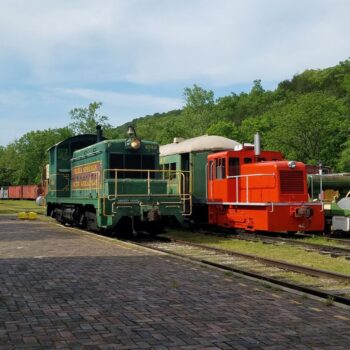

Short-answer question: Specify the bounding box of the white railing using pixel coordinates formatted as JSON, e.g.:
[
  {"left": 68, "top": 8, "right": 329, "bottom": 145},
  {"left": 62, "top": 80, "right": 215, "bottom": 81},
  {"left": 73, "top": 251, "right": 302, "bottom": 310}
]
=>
[{"left": 226, "top": 173, "right": 276, "bottom": 204}]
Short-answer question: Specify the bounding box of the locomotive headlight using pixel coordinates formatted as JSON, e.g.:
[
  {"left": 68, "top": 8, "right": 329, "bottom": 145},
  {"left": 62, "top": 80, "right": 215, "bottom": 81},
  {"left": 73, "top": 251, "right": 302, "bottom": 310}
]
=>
[
  {"left": 130, "top": 138, "right": 141, "bottom": 150},
  {"left": 288, "top": 161, "right": 296, "bottom": 168}
]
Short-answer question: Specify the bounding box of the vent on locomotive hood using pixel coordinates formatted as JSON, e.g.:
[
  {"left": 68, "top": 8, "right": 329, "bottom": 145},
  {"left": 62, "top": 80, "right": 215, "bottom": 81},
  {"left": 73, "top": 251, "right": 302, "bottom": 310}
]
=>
[{"left": 280, "top": 170, "right": 304, "bottom": 193}]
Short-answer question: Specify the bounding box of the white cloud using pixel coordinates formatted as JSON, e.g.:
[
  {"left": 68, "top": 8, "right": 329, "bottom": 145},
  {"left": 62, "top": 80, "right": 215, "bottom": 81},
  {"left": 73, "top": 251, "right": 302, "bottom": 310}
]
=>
[
  {"left": 59, "top": 88, "right": 182, "bottom": 112},
  {"left": 1, "top": 0, "right": 350, "bottom": 145},
  {"left": 0, "top": 0, "right": 349, "bottom": 86}
]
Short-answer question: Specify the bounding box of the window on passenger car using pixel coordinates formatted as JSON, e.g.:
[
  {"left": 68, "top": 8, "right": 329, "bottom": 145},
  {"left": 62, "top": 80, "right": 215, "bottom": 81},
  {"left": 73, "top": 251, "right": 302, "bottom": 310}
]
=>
[
  {"left": 169, "top": 163, "right": 176, "bottom": 180},
  {"left": 244, "top": 158, "right": 252, "bottom": 164},
  {"left": 50, "top": 149, "right": 55, "bottom": 165},
  {"left": 162, "top": 164, "right": 169, "bottom": 179},
  {"left": 162, "top": 163, "right": 176, "bottom": 180},
  {"left": 228, "top": 158, "right": 240, "bottom": 176}
]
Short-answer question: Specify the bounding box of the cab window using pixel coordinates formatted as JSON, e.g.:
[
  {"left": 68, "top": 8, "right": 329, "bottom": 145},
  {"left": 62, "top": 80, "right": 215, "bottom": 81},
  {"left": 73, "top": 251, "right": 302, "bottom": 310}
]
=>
[
  {"left": 216, "top": 158, "right": 226, "bottom": 179},
  {"left": 229, "top": 158, "right": 240, "bottom": 176}
]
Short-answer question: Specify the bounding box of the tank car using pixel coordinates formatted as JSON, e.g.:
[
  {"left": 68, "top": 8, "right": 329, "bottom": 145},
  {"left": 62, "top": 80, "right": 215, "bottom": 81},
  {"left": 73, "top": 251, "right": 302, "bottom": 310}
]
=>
[
  {"left": 322, "top": 196, "right": 350, "bottom": 233},
  {"left": 207, "top": 147, "right": 324, "bottom": 233},
  {"left": 308, "top": 173, "right": 350, "bottom": 233},
  {"left": 46, "top": 126, "right": 186, "bottom": 234}
]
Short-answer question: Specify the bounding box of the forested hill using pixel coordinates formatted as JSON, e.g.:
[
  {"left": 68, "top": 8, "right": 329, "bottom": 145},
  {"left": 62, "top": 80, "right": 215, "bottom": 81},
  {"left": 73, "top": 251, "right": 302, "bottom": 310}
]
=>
[
  {"left": 1, "top": 59, "right": 350, "bottom": 185},
  {"left": 112, "top": 59, "right": 350, "bottom": 173}
]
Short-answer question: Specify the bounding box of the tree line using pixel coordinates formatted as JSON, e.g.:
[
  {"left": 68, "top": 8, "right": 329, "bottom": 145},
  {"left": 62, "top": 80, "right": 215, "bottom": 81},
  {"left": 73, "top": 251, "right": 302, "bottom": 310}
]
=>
[{"left": 1, "top": 59, "right": 350, "bottom": 185}]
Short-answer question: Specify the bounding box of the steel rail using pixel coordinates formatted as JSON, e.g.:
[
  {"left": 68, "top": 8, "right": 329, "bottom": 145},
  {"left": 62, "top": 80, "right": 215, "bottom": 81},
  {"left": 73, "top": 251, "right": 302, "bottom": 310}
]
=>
[
  {"left": 167, "top": 238, "right": 350, "bottom": 282},
  {"left": 197, "top": 228, "right": 350, "bottom": 257},
  {"left": 300, "top": 233, "right": 350, "bottom": 246},
  {"left": 128, "top": 238, "right": 350, "bottom": 307},
  {"left": 233, "top": 234, "right": 350, "bottom": 257},
  {"left": 325, "top": 237, "right": 350, "bottom": 246}
]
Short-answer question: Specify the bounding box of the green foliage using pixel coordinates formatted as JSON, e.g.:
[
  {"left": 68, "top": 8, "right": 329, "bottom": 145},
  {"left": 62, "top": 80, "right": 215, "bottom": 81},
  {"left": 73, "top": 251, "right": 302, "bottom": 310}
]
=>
[
  {"left": 183, "top": 84, "right": 214, "bottom": 110},
  {"left": 0, "top": 128, "right": 73, "bottom": 185},
  {"left": 264, "top": 93, "right": 349, "bottom": 167},
  {"left": 69, "top": 101, "right": 111, "bottom": 134},
  {"left": 337, "top": 140, "right": 350, "bottom": 172},
  {"left": 206, "top": 120, "right": 239, "bottom": 139},
  {"left": 1, "top": 59, "right": 350, "bottom": 186},
  {"left": 182, "top": 84, "right": 216, "bottom": 135}
]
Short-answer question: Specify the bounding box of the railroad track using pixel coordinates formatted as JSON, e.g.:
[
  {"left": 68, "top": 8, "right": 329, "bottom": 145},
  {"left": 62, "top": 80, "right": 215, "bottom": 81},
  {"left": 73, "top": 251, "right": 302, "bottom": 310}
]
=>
[
  {"left": 234, "top": 233, "right": 350, "bottom": 258},
  {"left": 124, "top": 236, "right": 350, "bottom": 307},
  {"left": 197, "top": 229, "right": 350, "bottom": 258},
  {"left": 299, "top": 232, "right": 350, "bottom": 246},
  {"left": 325, "top": 236, "right": 350, "bottom": 246}
]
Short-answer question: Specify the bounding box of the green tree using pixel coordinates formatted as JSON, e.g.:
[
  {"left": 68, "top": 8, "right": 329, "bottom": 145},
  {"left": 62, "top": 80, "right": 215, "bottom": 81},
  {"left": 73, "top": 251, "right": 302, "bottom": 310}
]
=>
[
  {"left": 206, "top": 120, "right": 239, "bottom": 139},
  {"left": 182, "top": 85, "right": 216, "bottom": 135},
  {"left": 69, "top": 101, "right": 111, "bottom": 134},
  {"left": 0, "top": 145, "right": 16, "bottom": 185},
  {"left": 265, "top": 92, "right": 349, "bottom": 166},
  {"left": 337, "top": 140, "right": 350, "bottom": 171},
  {"left": 237, "top": 112, "right": 274, "bottom": 145},
  {"left": 0, "top": 128, "right": 73, "bottom": 185}
]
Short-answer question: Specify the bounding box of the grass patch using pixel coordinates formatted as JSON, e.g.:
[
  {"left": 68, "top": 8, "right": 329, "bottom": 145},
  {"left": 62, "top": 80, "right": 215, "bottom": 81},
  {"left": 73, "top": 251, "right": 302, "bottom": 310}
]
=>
[
  {"left": 164, "top": 231, "right": 350, "bottom": 276},
  {"left": 224, "top": 271, "right": 233, "bottom": 277},
  {"left": 0, "top": 200, "right": 45, "bottom": 215},
  {"left": 300, "top": 236, "right": 350, "bottom": 249},
  {"left": 324, "top": 295, "right": 334, "bottom": 306}
]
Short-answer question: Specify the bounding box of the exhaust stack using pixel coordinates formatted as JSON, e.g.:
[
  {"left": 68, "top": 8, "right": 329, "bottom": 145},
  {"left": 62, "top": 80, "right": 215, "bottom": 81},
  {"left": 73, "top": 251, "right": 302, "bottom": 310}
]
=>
[{"left": 254, "top": 133, "right": 261, "bottom": 156}]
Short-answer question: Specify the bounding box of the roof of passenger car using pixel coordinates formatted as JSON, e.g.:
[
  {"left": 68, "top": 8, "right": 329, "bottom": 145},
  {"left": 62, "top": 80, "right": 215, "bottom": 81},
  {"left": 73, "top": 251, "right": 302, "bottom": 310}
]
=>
[{"left": 160, "top": 135, "right": 241, "bottom": 156}]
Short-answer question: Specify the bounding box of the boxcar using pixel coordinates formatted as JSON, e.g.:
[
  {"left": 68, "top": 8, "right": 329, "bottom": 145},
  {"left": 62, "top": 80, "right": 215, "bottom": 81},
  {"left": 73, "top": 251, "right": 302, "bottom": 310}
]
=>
[
  {"left": 22, "top": 185, "right": 41, "bottom": 200},
  {"left": 8, "top": 186, "right": 23, "bottom": 199}
]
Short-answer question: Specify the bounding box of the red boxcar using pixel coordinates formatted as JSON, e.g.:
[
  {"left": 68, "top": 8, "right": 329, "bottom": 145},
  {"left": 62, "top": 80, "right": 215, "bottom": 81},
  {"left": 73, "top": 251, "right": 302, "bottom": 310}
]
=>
[
  {"left": 22, "top": 185, "right": 40, "bottom": 200},
  {"left": 8, "top": 186, "right": 23, "bottom": 199},
  {"left": 207, "top": 148, "right": 324, "bottom": 233}
]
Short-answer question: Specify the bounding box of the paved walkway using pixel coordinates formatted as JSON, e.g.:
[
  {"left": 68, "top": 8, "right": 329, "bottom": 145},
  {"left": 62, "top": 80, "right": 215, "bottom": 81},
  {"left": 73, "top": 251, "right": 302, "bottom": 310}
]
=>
[{"left": 0, "top": 215, "right": 349, "bottom": 350}]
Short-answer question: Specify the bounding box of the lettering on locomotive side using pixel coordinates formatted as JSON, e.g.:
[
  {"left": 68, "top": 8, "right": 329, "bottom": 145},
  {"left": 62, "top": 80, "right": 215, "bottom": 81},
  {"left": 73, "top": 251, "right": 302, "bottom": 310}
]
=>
[{"left": 71, "top": 161, "right": 101, "bottom": 189}]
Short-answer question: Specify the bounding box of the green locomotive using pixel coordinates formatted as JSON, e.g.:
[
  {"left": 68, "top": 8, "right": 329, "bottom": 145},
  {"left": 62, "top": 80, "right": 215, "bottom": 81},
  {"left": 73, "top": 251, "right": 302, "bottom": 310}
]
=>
[{"left": 46, "top": 126, "right": 188, "bottom": 234}]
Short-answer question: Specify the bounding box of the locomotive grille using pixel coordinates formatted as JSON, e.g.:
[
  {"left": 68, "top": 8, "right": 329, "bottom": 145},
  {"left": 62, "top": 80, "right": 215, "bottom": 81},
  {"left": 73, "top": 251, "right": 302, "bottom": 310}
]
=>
[{"left": 280, "top": 170, "right": 304, "bottom": 193}]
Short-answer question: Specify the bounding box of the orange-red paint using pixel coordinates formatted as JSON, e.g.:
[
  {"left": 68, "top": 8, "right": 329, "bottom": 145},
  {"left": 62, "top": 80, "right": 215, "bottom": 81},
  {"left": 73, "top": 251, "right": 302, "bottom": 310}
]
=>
[{"left": 207, "top": 148, "right": 324, "bottom": 232}]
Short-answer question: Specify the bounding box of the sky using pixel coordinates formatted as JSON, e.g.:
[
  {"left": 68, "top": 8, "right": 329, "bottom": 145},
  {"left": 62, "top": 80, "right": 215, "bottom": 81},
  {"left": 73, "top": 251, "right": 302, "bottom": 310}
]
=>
[{"left": 0, "top": 0, "right": 349, "bottom": 146}]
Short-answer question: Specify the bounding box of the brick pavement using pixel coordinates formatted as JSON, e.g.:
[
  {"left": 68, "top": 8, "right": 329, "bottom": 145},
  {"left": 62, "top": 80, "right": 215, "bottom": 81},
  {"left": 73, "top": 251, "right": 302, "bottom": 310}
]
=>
[{"left": 0, "top": 215, "right": 349, "bottom": 349}]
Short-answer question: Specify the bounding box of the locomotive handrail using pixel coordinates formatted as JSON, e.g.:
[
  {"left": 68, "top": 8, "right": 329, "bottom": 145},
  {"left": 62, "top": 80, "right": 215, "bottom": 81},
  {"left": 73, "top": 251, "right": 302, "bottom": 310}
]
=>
[
  {"left": 48, "top": 173, "right": 70, "bottom": 192},
  {"left": 226, "top": 173, "right": 276, "bottom": 204},
  {"left": 102, "top": 168, "right": 191, "bottom": 216}
]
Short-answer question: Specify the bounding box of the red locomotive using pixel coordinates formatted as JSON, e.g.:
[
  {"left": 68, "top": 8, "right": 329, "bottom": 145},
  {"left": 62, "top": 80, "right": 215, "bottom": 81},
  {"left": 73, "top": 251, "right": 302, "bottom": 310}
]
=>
[{"left": 207, "top": 146, "right": 324, "bottom": 233}]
